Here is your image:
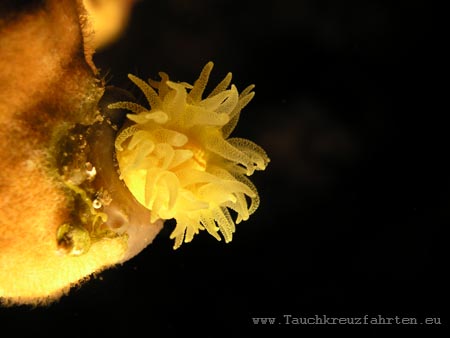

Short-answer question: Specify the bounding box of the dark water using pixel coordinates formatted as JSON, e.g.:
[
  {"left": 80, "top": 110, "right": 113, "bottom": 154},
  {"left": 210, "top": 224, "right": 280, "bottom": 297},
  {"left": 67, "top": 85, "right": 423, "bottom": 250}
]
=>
[{"left": 1, "top": 0, "right": 444, "bottom": 336}]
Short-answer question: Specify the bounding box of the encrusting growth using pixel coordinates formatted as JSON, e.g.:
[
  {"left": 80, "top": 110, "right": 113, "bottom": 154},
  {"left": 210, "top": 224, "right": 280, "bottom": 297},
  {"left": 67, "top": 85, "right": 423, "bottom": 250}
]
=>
[{"left": 109, "top": 62, "right": 270, "bottom": 249}]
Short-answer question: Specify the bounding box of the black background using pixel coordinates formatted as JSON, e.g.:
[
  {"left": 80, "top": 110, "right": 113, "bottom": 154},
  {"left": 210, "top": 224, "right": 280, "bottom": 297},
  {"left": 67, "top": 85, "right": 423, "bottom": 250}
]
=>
[{"left": 1, "top": 0, "right": 445, "bottom": 336}]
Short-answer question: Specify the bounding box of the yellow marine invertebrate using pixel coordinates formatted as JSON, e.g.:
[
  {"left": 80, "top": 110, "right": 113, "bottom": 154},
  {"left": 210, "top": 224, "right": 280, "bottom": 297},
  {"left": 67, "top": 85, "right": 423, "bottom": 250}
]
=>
[
  {"left": 1, "top": 0, "right": 269, "bottom": 305},
  {"left": 110, "top": 62, "right": 270, "bottom": 249}
]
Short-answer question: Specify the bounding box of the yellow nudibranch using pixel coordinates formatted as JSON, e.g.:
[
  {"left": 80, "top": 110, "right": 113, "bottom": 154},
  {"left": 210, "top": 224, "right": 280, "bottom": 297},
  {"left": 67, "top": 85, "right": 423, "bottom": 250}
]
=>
[{"left": 109, "top": 62, "right": 269, "bottom": 249}]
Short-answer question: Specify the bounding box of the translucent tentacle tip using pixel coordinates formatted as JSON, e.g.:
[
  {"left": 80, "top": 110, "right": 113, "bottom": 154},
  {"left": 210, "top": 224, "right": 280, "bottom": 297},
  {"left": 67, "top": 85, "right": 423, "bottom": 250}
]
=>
[{"left": 109, "top": 62, "right": 270, "bottom": 249}]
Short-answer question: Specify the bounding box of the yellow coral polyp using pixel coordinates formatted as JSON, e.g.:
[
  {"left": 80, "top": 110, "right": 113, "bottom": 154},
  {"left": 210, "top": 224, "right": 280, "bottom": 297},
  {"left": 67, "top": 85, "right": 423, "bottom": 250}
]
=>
[{"left": 109, "top": 62, "right": 269, "bottom": 249}]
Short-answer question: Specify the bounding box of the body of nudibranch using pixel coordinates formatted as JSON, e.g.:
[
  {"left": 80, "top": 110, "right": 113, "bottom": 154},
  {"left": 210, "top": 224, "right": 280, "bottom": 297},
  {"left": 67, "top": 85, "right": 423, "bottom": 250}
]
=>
[{"left": 110, "top": 62, "right": 270, "bottom": 249}]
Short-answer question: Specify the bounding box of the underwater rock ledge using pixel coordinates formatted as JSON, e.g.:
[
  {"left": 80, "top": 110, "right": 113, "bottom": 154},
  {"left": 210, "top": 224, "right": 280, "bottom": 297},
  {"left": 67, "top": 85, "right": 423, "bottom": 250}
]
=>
[{"left": 0, "top": 0, "right": 161, "bottom": 305}]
